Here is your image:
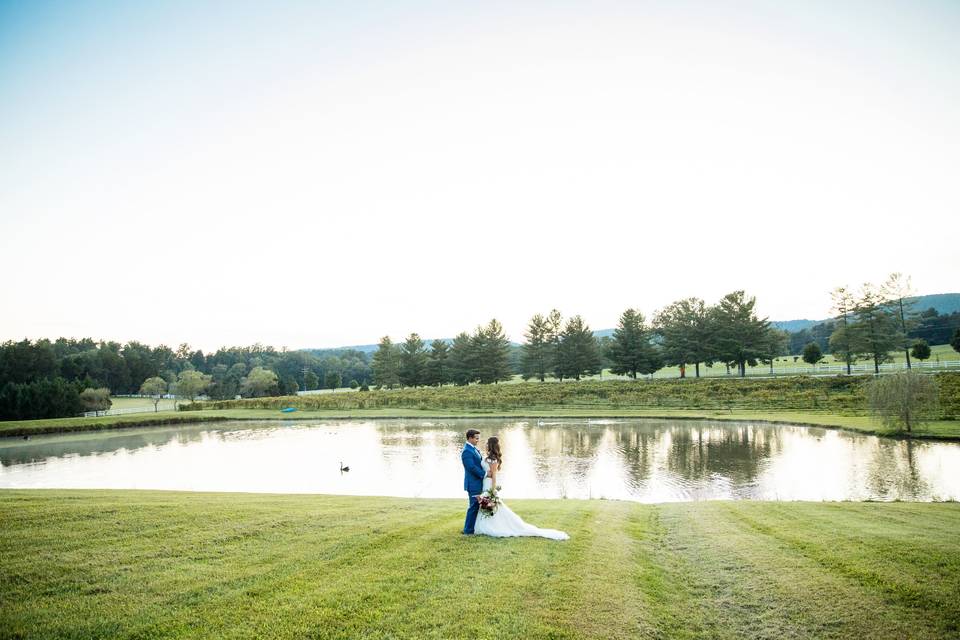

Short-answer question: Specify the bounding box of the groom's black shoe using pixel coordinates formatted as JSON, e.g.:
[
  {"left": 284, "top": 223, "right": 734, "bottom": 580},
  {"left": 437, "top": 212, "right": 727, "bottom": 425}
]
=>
[{"left": 461, "top": 531, "right": 474, "bottom": 535}]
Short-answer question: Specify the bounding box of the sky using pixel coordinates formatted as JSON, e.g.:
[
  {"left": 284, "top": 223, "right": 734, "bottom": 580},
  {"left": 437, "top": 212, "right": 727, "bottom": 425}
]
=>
[{"left": 1, "top": 0, "right": 958, "bottom": 351}]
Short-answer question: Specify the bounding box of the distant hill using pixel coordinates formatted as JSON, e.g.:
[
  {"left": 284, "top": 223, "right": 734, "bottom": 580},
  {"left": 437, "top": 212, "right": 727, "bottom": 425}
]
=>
[
  {"left": 305, "top": 293, "right": 959, "bottom": 352},
  {"left": 768, "top": 293, "right": 960, "bottom": 333}
]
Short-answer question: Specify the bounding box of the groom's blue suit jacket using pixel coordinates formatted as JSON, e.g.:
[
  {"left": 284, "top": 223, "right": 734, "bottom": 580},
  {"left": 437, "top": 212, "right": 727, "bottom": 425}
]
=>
[{"left": 462, "top": 443, "right": 485, "bottom": 495}]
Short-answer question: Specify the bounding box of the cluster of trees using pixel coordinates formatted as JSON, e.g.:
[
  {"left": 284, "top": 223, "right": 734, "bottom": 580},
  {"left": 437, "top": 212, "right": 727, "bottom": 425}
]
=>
[
  {"left": 369, "top": 291, "right": 787, "bottom": 388},
  {"left": 371, "top": 320, "right": 514, "bottom": 388},
  {"left": 0, "top": 339, "right": 374, "bottom": 420},
  {"left": 827, "top": 274, "right": 946, "bottom": 374}
]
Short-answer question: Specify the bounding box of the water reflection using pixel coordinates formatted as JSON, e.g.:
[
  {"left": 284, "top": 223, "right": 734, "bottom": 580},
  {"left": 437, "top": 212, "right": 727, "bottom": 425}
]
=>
[{"left": 1, "top": 419, "right": 958, "bottom": 502}]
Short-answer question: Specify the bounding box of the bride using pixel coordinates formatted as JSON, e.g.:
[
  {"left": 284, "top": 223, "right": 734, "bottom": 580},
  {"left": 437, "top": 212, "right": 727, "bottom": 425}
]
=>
[{"left": 474, "top": 437, "right": 569, "bottom": 540}]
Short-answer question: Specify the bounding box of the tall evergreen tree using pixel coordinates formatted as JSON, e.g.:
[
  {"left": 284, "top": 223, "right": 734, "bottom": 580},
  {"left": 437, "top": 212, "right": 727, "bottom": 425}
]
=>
[
  {"left": 829, "top": 286, "right": 858, "bottom": 375},
  {"left": 474, "top": 319, "right": 513, "bottom": 384},
  {"left": 653, "top": 297, "right": 714, "bottom": 378},
  {"left": 546, "top": 309, "right": 565, "bottom": 381},
  {"left": 882, "top": 272, "right": 918, "bottom": 369},
  {"left": 371, "top": 336, "right": 400, "bottom": 389},
  {"left": 398, "top": 333, "right": 428, "bottom": 387},
  {"left": 426, "top": 339, "right": 450, "bottom": 386},
  {"left": 559, "top": 315, "right": 601, "bottom": 380},
  {"left": 851, "top": 284, "right": 902, "bottom": 374},
  {"left": 712, "top": 291, "right": 771, "bottom": 377},
  {"left": 607, "top": 309, "right": 662, "bottom": 379},
  {"left": 521, "top": 313, "right": 553, "bottom": 381},
  {"left": 447, "top": 332, "right": 477, "bottom": 386}
]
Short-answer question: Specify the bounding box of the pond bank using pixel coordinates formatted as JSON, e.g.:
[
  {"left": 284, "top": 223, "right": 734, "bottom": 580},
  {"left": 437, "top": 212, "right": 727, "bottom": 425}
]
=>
[{"left": 1, "top": 490, "right": 958, "bottom": 639}]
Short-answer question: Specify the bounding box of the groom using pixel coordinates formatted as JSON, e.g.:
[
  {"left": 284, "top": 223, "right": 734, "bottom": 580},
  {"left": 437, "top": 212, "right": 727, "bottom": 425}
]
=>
[{"left": 461, "top": 429, "right": 485, "bottom": 535}]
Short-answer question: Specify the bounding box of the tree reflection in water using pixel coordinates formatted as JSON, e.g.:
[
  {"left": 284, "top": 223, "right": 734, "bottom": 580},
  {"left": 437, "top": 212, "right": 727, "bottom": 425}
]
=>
[{"left": 1, "top": 419, "right": 958, "bottom": 501}]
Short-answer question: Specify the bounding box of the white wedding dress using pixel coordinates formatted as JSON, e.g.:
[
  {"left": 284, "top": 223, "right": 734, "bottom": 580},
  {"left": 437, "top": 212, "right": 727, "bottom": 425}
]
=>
[{"left": 474, "top": 458, "right": 569, "bottom": 540}]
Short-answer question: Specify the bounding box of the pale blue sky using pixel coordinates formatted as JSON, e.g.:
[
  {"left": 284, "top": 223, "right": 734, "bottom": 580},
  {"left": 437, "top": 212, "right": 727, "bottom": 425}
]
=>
[{"left": 1, "top": 1, "right": 958, "bottom": 350}]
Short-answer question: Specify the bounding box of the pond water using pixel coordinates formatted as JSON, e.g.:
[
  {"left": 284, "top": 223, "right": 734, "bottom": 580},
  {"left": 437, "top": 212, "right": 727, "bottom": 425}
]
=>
[{"left": 1, "top": 419, "right": 958, "bottom": 502}]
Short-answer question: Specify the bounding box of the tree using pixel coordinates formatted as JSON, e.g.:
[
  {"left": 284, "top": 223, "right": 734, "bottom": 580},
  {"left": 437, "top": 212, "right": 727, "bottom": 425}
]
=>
[
  {"left": 867, "top": 371, "right": 939, "bottom": 433},
  {"left": 851, "top": 283, "right": 902, "bottom": 374},
  {"left": 175, "top": 370, "right": 212, "bottom": 405},
  {"left": 521, "top": 313, "right": 553, "bottom": 381},
  {"left": 240, "top": 367, "right": 279, "bottom": 397},
  {"left": 559, "top": 315, "right": 601, "bottom": 380},
  {"left": 653, "top": 298, "right": 714, "bottom": 378},
  {"left": 399, "top": 333, "right": 428, "bottom": 387},
  {"left": 712, "top": 291, "right": 771, "bottom": 377},
  {"left": 447, "top": 332, "right": 478, "bottom": 385},
  {"left": 426, "top": 339, "right": 450, "bottom": 386},
  {"left": 324, "top": 371, "right": 342, "bottom": 390},
  {"left": 371, "top": 336, "right": 400, "bottom": 389},
  {"left": 882, "top": 273, "right": 918, "bottom": 369},
  {"left": 473, "top": 319, "right": 513, "bottom": 384},
  {"left": 545, "top": 309, "right": 566, "bottom": 381},
  {"left": 829, "top": 287, "right": 858, "bottom": 375},
  {"left": 760, "top": 328, "right": 790, "bottom": 375},
  {"left": 607, "top": 309, "right": 662, "bottom": 379},
  {"left": 952, "top": 328, "right": 960, "bottom": 355},
  {"left": 304, "top": 370, "right": 319, "bottom": 391},
  {"left": 79, "top": 387, "right": 111, "bottom": 416},
  {"left": 802, "top": 342, "right": 823, "bottom": 368},
  {"left": 139, "top": 376, "right": 167, "bottom": 412},
  {"left": 279, "top": 375, "right": 300, "bottom": 395},
  {"left": 910, "top": 339, "right": 931, "bottom": 362}
]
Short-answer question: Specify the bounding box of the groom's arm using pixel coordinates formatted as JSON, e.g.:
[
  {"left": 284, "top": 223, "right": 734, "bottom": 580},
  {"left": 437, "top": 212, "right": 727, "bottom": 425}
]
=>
[{"left": 461, "top": 449, "right": 485, "bottom": 482}]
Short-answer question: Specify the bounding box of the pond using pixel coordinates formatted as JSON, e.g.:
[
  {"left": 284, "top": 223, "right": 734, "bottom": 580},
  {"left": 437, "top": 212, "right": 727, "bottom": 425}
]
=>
[{"left": 1, "top": 419, "right": 958, "bottom": 502}]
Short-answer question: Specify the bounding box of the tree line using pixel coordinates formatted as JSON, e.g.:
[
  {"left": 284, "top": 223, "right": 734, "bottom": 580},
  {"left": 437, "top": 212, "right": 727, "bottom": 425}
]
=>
[
  {"left": 368, "top": 277, "right": 960, "bottom": 390},
  {"left": 0, "top": 340, "right": 373, "bottom": 420}
]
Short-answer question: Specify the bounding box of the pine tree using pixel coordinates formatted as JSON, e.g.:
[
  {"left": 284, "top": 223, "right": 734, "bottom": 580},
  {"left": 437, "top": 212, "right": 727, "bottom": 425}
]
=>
[
  {"left": 608, "top": 309, "right": 662, "bottom": 379},
  {"left": 426, "top": 339, "right": 450, "bottom": 386},
  {"left": 447, "top": 332, "right": 477, "bottom": 386},
  {"left": 851, "top": 284, "right": 902, "bottom": 374},
  {"left": 559, "top": 315, "right": 601, "bottom": 380},
  {"left": 475, "top": 319, "right": 513, "bottom": 384},
  {"left": 653, "top": 298, "right": 714, "bottom": 378},
  {"left": 521, "top": 313, "right": 553, "bottom": 381},
  {"left": 712, "top": 291, "right": 771, "bottom": 377},
  {"left": 399, "top": 333, "right": 428, "bottom": 387},
  {"left": 829, "top": 287, "right": 858, "bottom": 375},
  {"left": 546, "top": 309, "right": 565, "bottom": 381},
  {"left": 371, "top": 336, "right": 400, "bottom": 389}
]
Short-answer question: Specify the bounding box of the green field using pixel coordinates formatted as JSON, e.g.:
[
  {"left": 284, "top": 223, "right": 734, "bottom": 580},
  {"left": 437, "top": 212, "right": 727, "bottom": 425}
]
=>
[
  {"left": 1, "top": 491, "right": 957, "bottom": 639},
  {"left": 577, "top": 343, "right": 960, "bottom": 381}
]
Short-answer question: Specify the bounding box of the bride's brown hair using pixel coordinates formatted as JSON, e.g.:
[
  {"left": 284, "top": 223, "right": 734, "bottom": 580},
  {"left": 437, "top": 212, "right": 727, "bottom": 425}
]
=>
[{"left": 486, "top": 436, "right": 503, "bottom": 468}]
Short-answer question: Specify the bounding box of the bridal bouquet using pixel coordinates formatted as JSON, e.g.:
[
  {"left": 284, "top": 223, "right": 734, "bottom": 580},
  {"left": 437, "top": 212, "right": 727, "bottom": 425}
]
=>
[{"left": 477, "top": 486, "right": 502, "bottom": 518}]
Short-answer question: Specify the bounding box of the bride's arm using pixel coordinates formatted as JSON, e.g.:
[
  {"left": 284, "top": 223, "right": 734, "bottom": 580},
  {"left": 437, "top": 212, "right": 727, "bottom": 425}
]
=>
[{"left": 489, "top": 460, "right": 499, "bottom": 486}]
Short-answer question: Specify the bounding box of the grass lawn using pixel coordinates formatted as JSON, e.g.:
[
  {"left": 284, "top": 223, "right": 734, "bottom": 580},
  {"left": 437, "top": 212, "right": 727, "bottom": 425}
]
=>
[{"left": 0, "top": 491, "right": 958, "bottom": 639}]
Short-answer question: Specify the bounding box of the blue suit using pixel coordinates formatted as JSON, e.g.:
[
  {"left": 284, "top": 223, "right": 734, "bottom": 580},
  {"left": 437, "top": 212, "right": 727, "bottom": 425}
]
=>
[{"left": 462, "top": 443, "right": 485, "bottom": 534}]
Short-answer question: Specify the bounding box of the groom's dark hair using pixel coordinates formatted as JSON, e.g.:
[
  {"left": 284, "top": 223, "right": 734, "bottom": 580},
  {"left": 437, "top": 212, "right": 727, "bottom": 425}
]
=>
[{"left": 465, "top": 429, "right": 480, "bottom": 439}]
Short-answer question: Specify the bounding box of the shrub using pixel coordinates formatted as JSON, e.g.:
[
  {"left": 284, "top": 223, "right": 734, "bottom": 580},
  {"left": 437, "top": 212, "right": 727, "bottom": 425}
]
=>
[{"left": 867, "top": 371, "right": 939, "bottom": 433}]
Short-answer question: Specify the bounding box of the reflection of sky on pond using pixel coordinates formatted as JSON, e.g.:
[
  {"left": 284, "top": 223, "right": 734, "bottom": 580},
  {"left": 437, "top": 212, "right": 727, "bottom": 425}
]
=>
[{"left": 1, "top": 419, "right": 958, "bottom": 502}]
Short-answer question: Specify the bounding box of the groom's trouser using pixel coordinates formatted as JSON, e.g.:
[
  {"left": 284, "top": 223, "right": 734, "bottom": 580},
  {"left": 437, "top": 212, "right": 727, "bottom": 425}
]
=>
[{"left": 463, "top": 492, "right": 480, "bottom": 534}]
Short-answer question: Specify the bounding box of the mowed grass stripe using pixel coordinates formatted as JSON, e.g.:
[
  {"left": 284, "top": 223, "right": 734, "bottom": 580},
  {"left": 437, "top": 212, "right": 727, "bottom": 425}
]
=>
[
  {"left": 716, "top": 503, "right": 960, "bottom": 629},
  {"left": 663, "top": 502, "right": 958, "bottom": 639},
  {"left": 2, "top": 492, "right": 960, "bottom": 639}
]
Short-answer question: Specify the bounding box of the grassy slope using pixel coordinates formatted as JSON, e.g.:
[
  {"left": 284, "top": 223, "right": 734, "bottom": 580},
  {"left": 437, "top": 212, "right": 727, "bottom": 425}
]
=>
[{"left": 1, "top": 491, "right": 958, "bottom": 639}]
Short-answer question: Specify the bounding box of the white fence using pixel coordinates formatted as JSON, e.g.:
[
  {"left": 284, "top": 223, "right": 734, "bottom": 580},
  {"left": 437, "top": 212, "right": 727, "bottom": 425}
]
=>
[{"left": 83, "top": 406, "right": 160, "bottom": 418}]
